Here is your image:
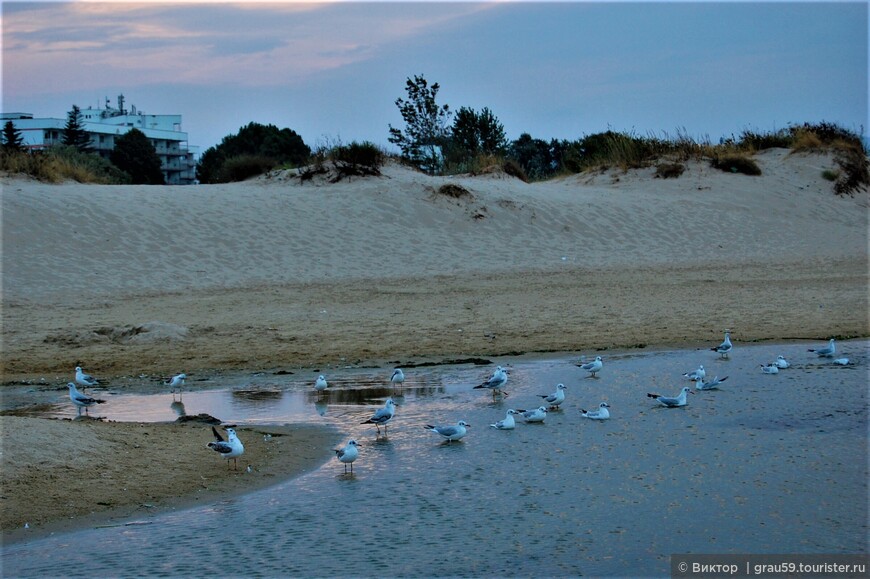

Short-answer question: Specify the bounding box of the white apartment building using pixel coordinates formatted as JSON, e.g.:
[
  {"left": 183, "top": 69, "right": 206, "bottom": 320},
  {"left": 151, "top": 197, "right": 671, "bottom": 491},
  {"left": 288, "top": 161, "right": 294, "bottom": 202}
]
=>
[{"left": 2, "top": 94, "right": 198, "bottom": 184}]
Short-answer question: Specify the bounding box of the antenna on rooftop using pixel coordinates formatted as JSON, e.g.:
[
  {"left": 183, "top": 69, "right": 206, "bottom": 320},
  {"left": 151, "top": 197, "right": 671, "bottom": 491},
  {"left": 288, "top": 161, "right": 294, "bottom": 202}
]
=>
[{"left": 118, "top": 93, "right": 125, "bottom": 114}]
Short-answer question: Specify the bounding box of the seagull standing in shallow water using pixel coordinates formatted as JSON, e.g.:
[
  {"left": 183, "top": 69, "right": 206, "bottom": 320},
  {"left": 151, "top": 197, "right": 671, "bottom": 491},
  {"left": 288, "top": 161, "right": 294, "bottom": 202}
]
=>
[
  {"left": 424, "top": 421, "right": 470, "bottom": 443},
  {"left": 647, "top": 386, "right": 693, "bottom": 408},
  {"left": 711, "top": 330, "right": 733, "bottom": 359},
  {"left": 490, "top": 409, "right": 518, "bottom": 430},
  {"left": 206, "top": 426, "right": 245, "bottom": 470},
  {"left": 390, "top": 369, "right": 405, "bottom": 389},
  {"left": 361, "top": 398, "right": 396, "bottom": 435},
  {"left": 67, "top": 383, "right": 105, "bottom": 415},
  {"left": 314, "top": 375, "right": 328, "bottom": 392},
  {"left": 167, "top": 373, "right": 186, "bottom": 398},
  {"left": 474, "top": 366, "right": 508, "bottom": 397},
  {"left": 538, "top": 383, "right": 567, "bottom": 409},
  {"left": 578, "top": 356, "right": 603, "bottom": 377},
  {"left": 75, "top": 366, "right": 99, "bottom": 388},
  {"left": 580, "top": 402, "right": 610, "bottom": 420},
  {"left": 808, "top": 339, "right": 836, "bottom": 358},
  {"left": 335, "top": 440, "right": 359, "bottom": 473}
]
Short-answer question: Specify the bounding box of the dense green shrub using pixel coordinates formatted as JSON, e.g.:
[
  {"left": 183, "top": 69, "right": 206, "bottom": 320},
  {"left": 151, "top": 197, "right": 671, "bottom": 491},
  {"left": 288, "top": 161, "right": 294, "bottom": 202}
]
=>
[
  {"left": 710, "top": 153, "right": 762, "bottom": 176},
  {"left": 1, "top": 146, "right": 128, "bottom": 183},
  {"left": 197, "top": 122, "right": 310, "bottom": 183},
  {"left": 217, "top": 154, "right": 277, "bottom": 182},
  {"left": 110, "top": 128, "right": 164, "bottom": 185}
]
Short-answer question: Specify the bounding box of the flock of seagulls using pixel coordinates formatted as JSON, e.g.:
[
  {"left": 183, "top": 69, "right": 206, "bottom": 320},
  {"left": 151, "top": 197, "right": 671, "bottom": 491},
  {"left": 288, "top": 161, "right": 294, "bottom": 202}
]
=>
[{"left": 65, "top": 332, "right": 852, "bottom": 475}]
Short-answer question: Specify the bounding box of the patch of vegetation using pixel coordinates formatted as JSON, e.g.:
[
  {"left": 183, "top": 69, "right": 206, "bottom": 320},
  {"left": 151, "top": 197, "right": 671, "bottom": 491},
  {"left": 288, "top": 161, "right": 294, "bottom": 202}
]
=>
[
  {"left": 1, "top": 146, "right": 128, "bottom": 184},
  {"left": 710, "top": 153, "right": 762, "bottom": 176},
  {"left": 197, "top": 122, "right": 310, "bottom": 183},
  {"left": 437, "top": 183, "right": 472, "bottom": 199},
  {"left": 295, "top": 139, "right": 386, "bottom": 184},
  {"left": 822, "top": 168, "right": 840, "bottom": 182},
  {"left": 655, "top": 162, "right": 686, "bottom": 179},
  {"left": 217, "top": 154, "right": 277, "bottom": 182}
]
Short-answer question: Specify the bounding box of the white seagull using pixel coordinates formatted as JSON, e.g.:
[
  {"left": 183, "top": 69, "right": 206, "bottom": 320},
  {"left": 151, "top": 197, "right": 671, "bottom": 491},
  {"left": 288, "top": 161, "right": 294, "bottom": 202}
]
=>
[
  {"left": 578, "top": 356, "right": 603, "bottom": 377},
  {"left": 390, "top": 369, "right": 405, "bottom": 388},
  {"left": 832, "top": 358, "right": 851, "bottom": 366},
  {"left": 335, "top": 439, "right": 359, "bottom": 473},
  {"left": 774, "top": 356, "right": 790, "bottom": 369},
  {"left": 711, "top": 330, "right": 733, "bottom": 358},
  {"left": 683, "top": 365, "right": 706, "bottom": 381},
  {"left": 361, "top": 398, "right": 396, "bottom": 435},
  {"left": 167, "top": 373, "right": 186, "bottom": 395},
  {"left": 694, "top": 375, "right": 728, "bottom": 390},
  {"left": 75, "top": 366, "right": 99, "bottom": 388},
  {"left": 517, "top": 406, "right": 548, "bottom": 423},
  {"left": 314, "top": 375, "right": 328, "bottom": 392},
  {"left": 647, "top": 386, "right": 694, "bottom": 408},
  {"left": 474, "top": 366, "right": 508, "bottom": 397},
  {"left": 808, "top": 338, "right": 836, "bottom": 358},
  {"left": 761, "top": 363, "right": 779, "bottom": 374},
  {"left": 490, "top": 409, "right": 518, "bottom": 430},
  {"left": 538, "top": 383, "right": 567, "bottom": 409},
  {"left": 424, "top": 421, "right": 470, "bottom": 443},
  {"left": 206, "top": 426, "right": 245, "bottom": 470},
  {"left": 67, "top": 383, "right": 105, "bottom": 415},
  {"left": 580, "top": 402, "right": 611, "bottom": 420}
]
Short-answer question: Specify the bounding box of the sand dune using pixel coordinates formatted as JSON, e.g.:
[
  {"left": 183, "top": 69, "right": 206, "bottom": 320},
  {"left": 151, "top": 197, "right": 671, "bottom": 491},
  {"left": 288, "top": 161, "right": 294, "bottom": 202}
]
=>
[{"left": 1, "top": 148, "right": 867, "bottom": 379}]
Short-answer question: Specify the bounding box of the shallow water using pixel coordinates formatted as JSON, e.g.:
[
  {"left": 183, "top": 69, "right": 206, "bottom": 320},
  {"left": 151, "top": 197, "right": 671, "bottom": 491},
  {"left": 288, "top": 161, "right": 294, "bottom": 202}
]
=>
[{"left": 3, "top": 341, "right": 868, "bottom": 577}]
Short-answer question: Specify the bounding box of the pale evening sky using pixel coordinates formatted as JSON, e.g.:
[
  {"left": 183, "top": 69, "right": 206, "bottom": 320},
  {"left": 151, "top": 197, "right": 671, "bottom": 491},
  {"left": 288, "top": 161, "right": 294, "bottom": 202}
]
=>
[{"left": 2, "top": 1, "right": 868, "bottom": 153}]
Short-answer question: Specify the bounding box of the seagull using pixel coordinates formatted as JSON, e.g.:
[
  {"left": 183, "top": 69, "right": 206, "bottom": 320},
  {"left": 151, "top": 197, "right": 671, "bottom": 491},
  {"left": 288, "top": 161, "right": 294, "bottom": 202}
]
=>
[
  {"left": 490, "top": 409, "right": 518, "bottom": 430},
  {"left": 694, "top": 375, "right": 728, "bottom": 390},
  {"left": 314, "top": 375, "right": 328, "bottom": 392},
  {"left": 538, "top": 383, "right": 567, "bottom": 409},
  {"left": 517, "top": 406, "right": 548, "bottom": 423},
  {"left": 580, "top": 402, "right": 611, "bottom": 420},
  {"left": 774, "top": 356, "right": 790, "bottom": 369},
  {"left": 647, "top": 386, "right": 693, "bottom": 407},
  {"left": 832, "top": 358, "right": 850, "bottom": 366},
  {"left": 206, "top": 426, "right": 245, "bottom": 470},
  {"left": 67, "top": 383, "right": 105, "bottom": 415},
  {"left": 808, "top": 338, "right": 836, "bottom": 358},
  {"left": 711, "top": 330, "right": 732, "bottom": 358},
  {"left": 335, "top": 439, "right": 359, "bottom": 473},
  {"left": 390, "top": 369, "right": 405, "bottom": 388},
  {"left": 761, "top": 363, "right": 779, "bottom": 374},
  {"left": 167, "top": 373, "right": 186, "bottom": 397},
  {"left": 361, "top": 398, "right": 396, "bottom": 435},
  {"left": 424, "top": 421, "right": 469, "bottom": 443},
  {"left": 474, "top": 366, "right": 508, "bottom": 397},
  {"left": 578, "top": 356, "right": 603, "bottom": 377},
  {"left": 75, "top": 366, "right": 99, "bottom": 388},
  {"left": 683, "top": 365, "right": 706, "bottom": 381}
]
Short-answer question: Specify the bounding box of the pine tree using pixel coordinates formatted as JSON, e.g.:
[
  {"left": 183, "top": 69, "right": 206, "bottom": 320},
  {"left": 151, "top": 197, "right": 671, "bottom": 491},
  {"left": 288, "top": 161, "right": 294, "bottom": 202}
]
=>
[
  {"left": 388, "top": 75, "right": 451, "bottom": 174},
  {"left": 1, "top": 121, "right": 25, "bottom": 152},
  {"left": 110, "top": 128, "right": 165, "bottom": 184},
  {"left": 62, "top": 105, "right": 92, "bottom": 152}
]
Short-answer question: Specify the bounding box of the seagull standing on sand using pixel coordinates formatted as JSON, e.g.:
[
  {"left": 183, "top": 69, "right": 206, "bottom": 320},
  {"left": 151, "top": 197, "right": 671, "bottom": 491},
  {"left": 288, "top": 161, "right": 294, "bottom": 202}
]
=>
[
  {"left": 647, "top": 386, "right": 694, "bottom": 408},
  {"left": 75, "top": 366, "right": 99, "bottom": 388},
  {"left": 694, "top": 375, "right": 728, "bottom": 390},
  {"left": 206, "top": 426, "right": 245, "bottom": 470},
  {"left": 761, "top": 363, "right": 779, "bottom": 375},
  {"left": 711, "top": 330, "right": 733, "bottom": 359},
  {"left": 314, "top": 375, "right": 328, "bottom": 392},
  {"left": 774, "top": 356, "right": 790, "bottom": 369},
  {"left": 361, "top": 398, "right": 396, "bottom": 435},
  {"left": 580, "top": 402, "right": 611, "bottom": 420},
  {"left": 474, "top": 366, "right": 508, "bottom": 397},
  {"left": 67, "top": 383, "right": 105, "bottom": 415},
  {"left": 808, "top": 339, "right": 836, "bottom": 358},
  {"left": 390, "top": 369, "right": 405, "bottom": 389},
  {"left": 538, "top": 384, "right": 567, "bottom": 409},
  {"left": 683, "top": 365, "right": 706, "bottom": 381},
  {"left": 335, "top": 439, "right": 359, "bottom": 473},
  {"left": 517, "top": 406, "right": 548, "bottom": 423},
  {"left": 490, "top": 409, "right": 518, "bottom": 430},
  {"left": 578, "top": 356, "right": 603, "bottom": 377},
  {"left": 424, "top": 421, "right": 470, "bottom": 443}
]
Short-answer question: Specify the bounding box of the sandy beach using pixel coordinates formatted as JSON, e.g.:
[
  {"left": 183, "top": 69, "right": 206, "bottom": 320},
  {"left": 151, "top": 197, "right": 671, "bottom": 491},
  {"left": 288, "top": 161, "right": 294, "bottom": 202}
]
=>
[{"left": 1, "top": 148, "right": 867, "bottom": 539}]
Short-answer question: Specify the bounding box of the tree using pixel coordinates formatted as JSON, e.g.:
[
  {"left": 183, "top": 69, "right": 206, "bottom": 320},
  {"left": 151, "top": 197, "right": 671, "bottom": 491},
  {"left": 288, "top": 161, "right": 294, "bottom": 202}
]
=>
[
  {"left": 1, "top": 121, "right": 25, "bottom": 153},
  {"left": 449, "top": 106, "right": 508, "bottom": 162},
  {"left": 507, "top": 133, "right": 557, "bottom": 180},
  {"left": 388, "top": 75, "right": 452, "bottom": 174},
  {"left": 110, "top": 128, "right": 165, "bottom": 185},
  {"left": 62, "top": 105, "right": 92, "bottom": 152},
  {"left": 196, "top": 122, "right": 310, "bottom": 183}
]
